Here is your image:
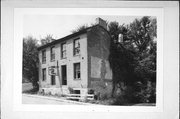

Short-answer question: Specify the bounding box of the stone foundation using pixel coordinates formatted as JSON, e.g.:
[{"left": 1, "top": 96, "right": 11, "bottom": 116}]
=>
[{"left": 39, "top": 87, "right": 89, "bottom": 96}]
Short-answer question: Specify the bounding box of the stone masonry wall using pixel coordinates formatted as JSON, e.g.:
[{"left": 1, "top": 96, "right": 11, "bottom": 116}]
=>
[{"left": 87, "top": 26, "right": 112, "bottom": 98}]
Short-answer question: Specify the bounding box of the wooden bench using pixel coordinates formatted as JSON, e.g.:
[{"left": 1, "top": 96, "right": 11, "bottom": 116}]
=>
[{"left": 66, "top": 94, "right": 94, "bottom": 100}]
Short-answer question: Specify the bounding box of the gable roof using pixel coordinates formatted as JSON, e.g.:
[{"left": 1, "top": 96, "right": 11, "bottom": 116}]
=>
[{"left": 37, "top": 25, "right": 109, "bottom": 51}]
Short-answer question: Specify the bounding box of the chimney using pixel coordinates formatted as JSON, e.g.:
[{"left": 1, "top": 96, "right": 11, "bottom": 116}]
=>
[
  {"left": 118, "top": 34, "right": 123, "bottom": 43},
  {"left": 96, "top": 17, "right": 107, "bottom": 30}
]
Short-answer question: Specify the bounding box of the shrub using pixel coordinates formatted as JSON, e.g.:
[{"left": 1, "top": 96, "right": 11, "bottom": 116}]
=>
[
  {"left": 100, "top": 93, "right": 108, "bottom": 100},
  {"left": 112, "top": 86, "right": 135, "bottom": 105},
  {"left": 22, "top": 88, "right": 39, "bottom": 94},
  {"left": 68, "top": 87, "right": 74, "bottom": 94},
  {"left": 88, "top": 89, "right": 94, "bottom": 94},
  {"left": 134, "top": 81, "right": 156, "bottom": 103},
  {"left": 47, "top": 91, "right": 52, "bottom": 96}
]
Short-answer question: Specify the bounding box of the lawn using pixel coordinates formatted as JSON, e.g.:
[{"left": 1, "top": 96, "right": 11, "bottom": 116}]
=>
[{"left": 22, "top": 83, "right": 33, "bottom": 92}]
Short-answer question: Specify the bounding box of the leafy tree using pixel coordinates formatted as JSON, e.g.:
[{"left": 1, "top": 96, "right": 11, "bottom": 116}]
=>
[
  {"left": 23, "top": 36, "right": 39, "bottom": 90},
  {"left": 108, "top": 22, "right": 137, "bottom": 98},
  {"left": 108, "top": 16, "right": 157, "bottom": 103},
  {"left": 40, "top": 34, "right": 55, "bottom": 45},
  {"left": 130, "top": 17, "right": 157, "bottom": 103},
  {"left": 128, "top": 16, "right": 157, "bottom": 53},
  {"left": 71, "top": 24, "right": 89, "bottom": 33}
]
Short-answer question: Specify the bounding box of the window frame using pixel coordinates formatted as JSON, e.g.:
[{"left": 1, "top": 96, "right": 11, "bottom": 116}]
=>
[
  {"left": 50, "top": 46, "right": 55, "bottom": 62},
  {"left": 61, "top": 42, "right": 66, "bottom": 59},
  {"left": 42, "top": 50, "right": 46, "bottom": 64},
  {"left": 51, "top": 75, "right": 56, "bottom": 85},
  {"left": 42, "top": 68, "right": 46, "bottom": 81},
  {"left": 61, "top": 65, "right": 67, "bottom": 85},
  {"left": 73, "top": 38, "right": 80, "bottom": 56},
  {"left": 74, "top": 63, "right": 81, "bottom": 80}
]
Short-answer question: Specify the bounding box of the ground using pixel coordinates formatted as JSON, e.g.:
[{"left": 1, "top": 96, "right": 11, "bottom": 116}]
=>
[{"left": 22, "top": 94, "right": 90, "bottom": 105}]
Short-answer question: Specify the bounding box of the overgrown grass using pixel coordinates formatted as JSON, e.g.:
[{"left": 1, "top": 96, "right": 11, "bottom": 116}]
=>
[
  {"left": 22, "top": 83, "right": 39, "bottom": 94},
  {"left": 22, "top": 88, "right": 39, "bottom": 94}
]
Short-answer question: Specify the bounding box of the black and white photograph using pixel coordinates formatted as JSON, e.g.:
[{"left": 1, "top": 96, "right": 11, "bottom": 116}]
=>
[
  {"left": 22, "top": 15, "right": 157, "bottom": 106},
  {"left": 1, "top": 2, "right": 179, "bottom": 119}
]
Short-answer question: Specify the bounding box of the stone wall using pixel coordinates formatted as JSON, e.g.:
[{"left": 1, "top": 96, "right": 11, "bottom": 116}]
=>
[
  {"left": 38, "top": 33, "right": 88, "bottom": 94},
  {"left": 87, "top": 25, "right": 112, "bottom": 97}
]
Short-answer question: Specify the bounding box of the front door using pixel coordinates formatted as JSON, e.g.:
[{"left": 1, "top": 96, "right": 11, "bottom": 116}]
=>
[{"left": 61, "top": 65, "right": 67, "bottom": 85}]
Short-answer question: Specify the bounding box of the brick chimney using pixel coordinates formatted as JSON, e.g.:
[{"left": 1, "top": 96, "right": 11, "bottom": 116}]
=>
[
  {"left": 118, "top": 34, "right": 123, "bottom": 43},
  {"left": 96, "top": 17, "right": 107, "bottom": 30}
]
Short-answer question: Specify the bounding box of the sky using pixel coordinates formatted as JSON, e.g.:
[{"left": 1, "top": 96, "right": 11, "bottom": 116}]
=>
[{"left": 23, "top": 15, "right": 144, "bottom": 40}]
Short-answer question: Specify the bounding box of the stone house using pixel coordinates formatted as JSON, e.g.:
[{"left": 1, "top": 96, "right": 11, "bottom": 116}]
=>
[{"left": 37, "top": 18, "right": 112, "bottom": 98}]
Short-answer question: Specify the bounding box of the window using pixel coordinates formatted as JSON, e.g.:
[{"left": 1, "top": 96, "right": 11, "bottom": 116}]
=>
[
  {"left": 51, "top": 75, "right": 56, "bottom": 85},
  {"left": 61, "top": 43, "right": 66, "bottom": 59},
  {"left": 61, "top": 65, "right": 67, "bottom": 85},
  {"left": 74, "top": 63, "right": 80, "bottom": 80},
  {"left": 42, "top": 68, "right": 46, "bottom": 81},
  {"left": 74, "top": 38, "right": 80, "bottom": 56},
  {"left": 42, "top": 50, "right": 46, "bottom": 63},
  {"left": 50, "top": 46, "right": 55, "bottom": 61}
]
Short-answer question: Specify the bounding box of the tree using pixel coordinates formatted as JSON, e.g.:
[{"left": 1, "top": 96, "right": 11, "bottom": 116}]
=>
[
  {"left": 128, "top": 16, "right": 157, "bottom": 53},
  {"left": 40, "top": 34, "right": 55, "bottom": 45},
  {"left": 23, "top": 36, "right": 39, "bottom": 90},
  {"left": 108, "top": 22, "right": 137, "bottom": 97},
  {"left": 71, "top": 24, "right": 89, "bottom": 33},
  {"left": 108, "top": 16, "right": 157, "bottom": 103},
  {"left": 129, "top": 17, "right": 157, "bottom": 103}
]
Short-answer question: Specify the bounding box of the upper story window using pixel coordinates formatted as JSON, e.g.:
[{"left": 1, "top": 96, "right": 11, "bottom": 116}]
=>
[
  {"left": 50, "top": 46, "right": 55, "bottom": 61},
  {"left": 61, "top": 43, "right": 66, "bottom": 59},
  {"left": 73, "top": 38, "right": 80, "bottom": 56},
  {"left": 42, "top": 50, "right": 46, "bottom": 64}
]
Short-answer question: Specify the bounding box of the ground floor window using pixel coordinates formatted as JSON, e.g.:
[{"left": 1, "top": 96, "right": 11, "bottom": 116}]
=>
[
  {"left": 61, "top": 65, "right": 67, "bottom": 85},
  {"left": 42, "top": 68, "right": 46, "bottom": 81},
  {"left": 74, "top": 63, "right": 80, "bottom": 80},
  {"left": 51, "top": 75, "right": 56, "bottom": 85}
]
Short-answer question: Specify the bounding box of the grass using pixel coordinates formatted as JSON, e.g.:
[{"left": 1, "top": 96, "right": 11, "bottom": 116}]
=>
[
  {"left": 132, "top": 103, "right": 156, "bottom": 106},
  {"left": 22, "top": 83, "right": 38, "bottom": 94},
  {"left": 22, "top": 83, "right": 33, "bottom": 92}
]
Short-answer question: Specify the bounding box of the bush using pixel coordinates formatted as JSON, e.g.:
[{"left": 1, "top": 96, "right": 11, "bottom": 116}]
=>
[
  {"left": 68, "top": 87, "right": 74, "bottom": 94},
  {"left": 134, "top": 81, "right": 156, "bottom": 103},
  {"left": 112, "top": 86, "right": 135, "bottom": 105},
  {"left": 88, "top": 89, "right": 94, "bottom": 94},
  {"left": 112, "top": 95, "right": 129, "bottom": 105},
  {"left": 22, "top": 88, "right": 39, "bottom": 94},
  {"left": 100, "top": 93, "right": 108, "bottom": 100},
  {"left": 47, "top": 91, "right": 52, "bottom": 96}
]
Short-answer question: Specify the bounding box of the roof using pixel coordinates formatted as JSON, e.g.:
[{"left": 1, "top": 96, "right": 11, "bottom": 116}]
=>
[{"left": 37, "top": 25, "right": 109, "bottom": 51}]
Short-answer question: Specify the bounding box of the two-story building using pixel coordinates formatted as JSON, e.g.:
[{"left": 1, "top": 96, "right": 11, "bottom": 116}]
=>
[{"left": 37, "top": 18, "right": 112, "bottom": 98}]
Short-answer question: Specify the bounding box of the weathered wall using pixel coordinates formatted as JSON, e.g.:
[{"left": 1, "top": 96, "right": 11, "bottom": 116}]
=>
[
  {"left": 87, "top": 26, "right": 112, "bottom": 97},
  {"left": 38, "top": 25, "right": 112, "bottom": 96},
  {"left": 38, "top": 33, "right": 88, "bottom": 95}
]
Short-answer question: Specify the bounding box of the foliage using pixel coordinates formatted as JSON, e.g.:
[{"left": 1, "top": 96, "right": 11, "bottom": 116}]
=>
[
  {"left": 40, "top": 34, "right": 55, "bottom": 45},
  {"left": 68, "top": 87, "right": 74, "bottom": 94},
  {"left": 71, "top": 24, "right": 89, "bottom": 33},
  {"left": 108, "top": 22, "right": 137, "bottom": 97},
  {"left": 108, "top": 16, "right": 157, "bottom": 104},
  {"left": 128, "top": 16, "right": 157, "bottom": 53},
  {"left": 23, "top": 36, "right": 39, "bottom": 90},
  {"left": 134, "top": 81, "right": 156, "bottom": 103}
]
